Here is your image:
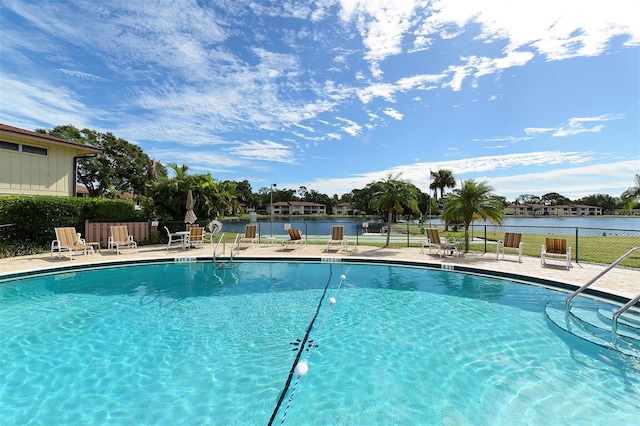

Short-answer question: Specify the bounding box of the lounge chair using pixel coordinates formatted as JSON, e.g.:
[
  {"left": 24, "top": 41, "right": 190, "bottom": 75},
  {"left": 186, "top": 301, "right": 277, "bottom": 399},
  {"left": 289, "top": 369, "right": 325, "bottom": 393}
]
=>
[
  {"left": 188, "top": 225, "right": 205, "bottom": 248},
  {"left": 496, "top": 232, "right": 523, "bottom": 263},
  {"left": 238, "top": 224, "right": 259, "bottom": 248},
  {"left": 325, "top": 225, "right": 347, "bottom": 252},
  {"left": 165, "top": 226, "right": 184, "bottom": 250},
  {"left": 421, "top": 228, "right": 459, "bottom": 257},
  {"left": 109, "top": 225, "right": 138, "bottom": 254},
  {"left": 281, "top": 228, "right": 306, "bottom": 249},
  {"left": 51, "top": 227, "right": 95, "bottom": 260},
  {"left": 541, "top": 238, "right": 571, "bottom": 270}
]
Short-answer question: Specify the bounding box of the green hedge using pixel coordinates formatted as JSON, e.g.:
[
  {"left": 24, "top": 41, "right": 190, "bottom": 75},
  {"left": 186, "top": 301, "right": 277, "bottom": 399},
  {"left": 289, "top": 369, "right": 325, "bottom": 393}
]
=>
[{"left": 0, "top": 195, "right": 142, "bottom": 257}]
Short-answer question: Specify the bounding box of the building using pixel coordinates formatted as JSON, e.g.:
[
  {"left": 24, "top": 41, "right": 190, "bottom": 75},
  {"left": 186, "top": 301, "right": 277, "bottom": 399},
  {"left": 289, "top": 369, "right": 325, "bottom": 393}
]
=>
[
  {"left": 504, "top": 203, "right": 603, "bottom": 216},
  {"left": 333, "top": 202, "right": 360, "bottom": 215},
  {"left": 270, "top": 201, "right": 327, "bottom": 215},
  {"left": 0, "top": 123, "right": 102, "bottom": 197}
]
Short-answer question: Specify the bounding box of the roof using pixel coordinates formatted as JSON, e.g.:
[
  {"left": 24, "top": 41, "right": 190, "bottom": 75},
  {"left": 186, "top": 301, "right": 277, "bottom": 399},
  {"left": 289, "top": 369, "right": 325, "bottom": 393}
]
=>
[
  {"left": 273, "top": 201, "right": 327, "bottom": 207},
  {"left": 0, "top": 123, "right": 103, "bottom": 155}
]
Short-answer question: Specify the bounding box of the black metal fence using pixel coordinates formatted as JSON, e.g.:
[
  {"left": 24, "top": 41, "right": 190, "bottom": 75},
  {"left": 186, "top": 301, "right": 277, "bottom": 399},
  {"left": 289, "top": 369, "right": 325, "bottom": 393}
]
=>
[{"left": 157, "top": 219, "right": 640, "bottom": 269}]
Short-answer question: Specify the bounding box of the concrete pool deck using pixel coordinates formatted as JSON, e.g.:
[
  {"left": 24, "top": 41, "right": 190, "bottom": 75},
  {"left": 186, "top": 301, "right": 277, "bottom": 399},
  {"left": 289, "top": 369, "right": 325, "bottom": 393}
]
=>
[{"left": 1, "top": 242, "right": 639, "bottom": 302}]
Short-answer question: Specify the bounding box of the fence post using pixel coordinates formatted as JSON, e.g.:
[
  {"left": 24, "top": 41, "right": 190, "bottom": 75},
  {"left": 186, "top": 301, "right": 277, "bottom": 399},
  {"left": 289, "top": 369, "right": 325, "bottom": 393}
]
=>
[
  {"left": 406, "top": 222, "right": 410, "bottom": 247},
  {"left": 484, "top": 225, "right": 487, "bottom": 253},
  {"left": 575, "top": 227, "right": 579, "bottom": 264}
]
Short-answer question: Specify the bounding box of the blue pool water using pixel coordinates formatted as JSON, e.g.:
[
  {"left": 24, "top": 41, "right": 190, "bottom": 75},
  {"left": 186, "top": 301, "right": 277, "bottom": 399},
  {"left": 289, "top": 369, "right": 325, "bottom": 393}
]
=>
[{"left": 1, "top": 261, "right": 639, "bottom": 425}]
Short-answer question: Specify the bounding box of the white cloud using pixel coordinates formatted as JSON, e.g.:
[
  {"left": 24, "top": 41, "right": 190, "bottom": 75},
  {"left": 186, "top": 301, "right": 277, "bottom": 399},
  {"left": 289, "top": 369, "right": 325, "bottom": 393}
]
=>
[
  {"left": 383, "top": 107, "right": 403, "bottom": 120},
  {"left": 0, "top": 76, "right": 96, "bottom": 128},
  {"left": 481, "top": 159, "right": 640, "bottom": 200},
  {"left": 58, "top": 69, "right": 105, "bottom": 81},
  {"left": 300, "top": 151, "right": 603, "bottom": 195},
  {"left": 225, "top": 140, "right": 297, "bottom": 163},
  {"left": 336, "top": 116, "right": 363, "bottom": 137},
  {"left": 553, "top": 114, "right": 622, "bottom": 137},
  {"left": 525, "top": 127, "right": 555, "bottom": 135}
]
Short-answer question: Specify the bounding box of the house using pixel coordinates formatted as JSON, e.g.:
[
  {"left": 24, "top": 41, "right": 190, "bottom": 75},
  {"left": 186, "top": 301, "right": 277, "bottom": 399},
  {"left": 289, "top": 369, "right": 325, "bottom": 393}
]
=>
[
  {"left": 0, "top": 123, "right": 102, "bottom": 197},
  {"left": 270, "top": 201, "right": 327, "bottom": 215},
  {"left": 505, "top": 203, "right": 602, "bottom": 216},
  {"left": 333, "top": 202, "right": 358, "bottom": 215},
  {"left": 556, "top": 204, "right": 602, "bottom": 216}
]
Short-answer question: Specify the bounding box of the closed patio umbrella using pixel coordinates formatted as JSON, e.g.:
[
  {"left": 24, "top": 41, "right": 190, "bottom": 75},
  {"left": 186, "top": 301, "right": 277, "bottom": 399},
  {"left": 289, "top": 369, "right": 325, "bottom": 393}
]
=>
[{"left": 184, "top": 190, "right": 197, "bottom": 224}]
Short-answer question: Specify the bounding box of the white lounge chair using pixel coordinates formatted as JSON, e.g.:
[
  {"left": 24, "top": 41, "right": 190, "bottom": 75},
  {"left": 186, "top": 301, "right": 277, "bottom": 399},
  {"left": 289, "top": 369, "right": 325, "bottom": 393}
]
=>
[
  {"left": 541, "top": 238, "right": 571, "bottom": 270},
  {"left": 51, "top": 227, "right": 95, "bottom": 260},
  {"left": 188, "top": 225, "right": 205, "bottom": 248},
  {"left": 238, "top": 224, "right": 259, "bottom": 248},
  {"left": 497, "top": 232, "right": 523, "bottom": 263},
  {"left": 421, "top": 228, "right": 459, "bottom": 257},
  {"left": 325, "top": 225, "right": 347, "bottom": 252},
  {"left": 109, "top": 225, "right": 138, "bottom": 254},
  {"left": 281, "top": 228, "right": 306, "bottom": 249}
]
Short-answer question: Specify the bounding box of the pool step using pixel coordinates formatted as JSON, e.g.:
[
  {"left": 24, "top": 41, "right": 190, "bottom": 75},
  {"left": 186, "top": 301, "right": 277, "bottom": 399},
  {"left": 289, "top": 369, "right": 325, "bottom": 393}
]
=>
[
  {"left": 544, "top": 300, "right": 640, "bottom": 359},
  {"left": 597, "top": 307, "right": 640, "bottom": 328}
]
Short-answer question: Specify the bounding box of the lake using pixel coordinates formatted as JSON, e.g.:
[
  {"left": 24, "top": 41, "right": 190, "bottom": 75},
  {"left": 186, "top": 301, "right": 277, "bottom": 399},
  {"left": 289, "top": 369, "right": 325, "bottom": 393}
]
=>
[{"left": 220, "top": 216, "right": 639, "bottom": 236}]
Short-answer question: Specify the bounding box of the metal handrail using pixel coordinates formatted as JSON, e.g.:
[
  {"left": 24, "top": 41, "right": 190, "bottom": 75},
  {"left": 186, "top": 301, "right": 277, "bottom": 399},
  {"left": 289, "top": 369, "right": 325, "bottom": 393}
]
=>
[
  {"left": 565, "top": 247, "right": 640, "bottom": 311},
  {"left": 230, "top": 234, "right": 240, "bottom": 261},
  {"left": 212, "top": 233, "right": 225, "bottom": 259},
  {"left": 612, "top": 294, "right": 640, "bottom": 337}
]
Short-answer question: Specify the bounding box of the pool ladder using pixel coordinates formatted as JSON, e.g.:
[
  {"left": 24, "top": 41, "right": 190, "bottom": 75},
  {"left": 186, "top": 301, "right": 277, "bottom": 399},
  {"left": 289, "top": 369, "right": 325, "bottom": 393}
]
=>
[{"left": 565, "top": 246, "right": 640, "bottom": 339}]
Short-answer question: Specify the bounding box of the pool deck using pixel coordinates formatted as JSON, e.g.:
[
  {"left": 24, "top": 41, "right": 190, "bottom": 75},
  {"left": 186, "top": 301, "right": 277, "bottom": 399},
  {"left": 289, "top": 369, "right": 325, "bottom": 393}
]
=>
[{"left": 1, "top": 242, "right": 639, "bottom": 302}]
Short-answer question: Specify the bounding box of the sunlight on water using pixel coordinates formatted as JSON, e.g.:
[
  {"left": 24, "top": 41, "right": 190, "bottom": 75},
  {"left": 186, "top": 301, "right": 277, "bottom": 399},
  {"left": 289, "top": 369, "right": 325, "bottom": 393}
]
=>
[{"left": 1, "top": 261, "right": 638, "bottom": 425}]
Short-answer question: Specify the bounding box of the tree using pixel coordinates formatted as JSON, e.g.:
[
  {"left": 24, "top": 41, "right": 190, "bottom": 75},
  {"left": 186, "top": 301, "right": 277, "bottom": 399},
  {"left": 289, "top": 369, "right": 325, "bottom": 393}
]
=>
[
  {"left": 369, "top": 174, "right": 419, "bottom": 247},
  {"left": 201, "top": 178, "right": 242, "bottom": 219},
  {"left": 515, "top": 194, "right": 541, "bottom": 204},
  {"left": 146, "top": 163, "right": 197, "bottom": 219},
  {"left": 235, "top": 180, "right": 254, "bottom": 211},
  {"left": 37, "top": 125, "right": 152, "bottom": 197},
  {"left": 621, "top": 174, "right": 640, "bottom": 212},
  {"left": 430, "top": 169, "right": 456, "bottom": 201},
  {"left": 541, "top": 192, "right": 571, "bottom": 206},
  {"left": 430, "top": 169, "right": 457, "bottom": 230},
  {"left": 576, "top": 194, "right": 619, "bottom": 212},
  {"left": 443, "top": 179, "right": 504, "bottom": 253}
]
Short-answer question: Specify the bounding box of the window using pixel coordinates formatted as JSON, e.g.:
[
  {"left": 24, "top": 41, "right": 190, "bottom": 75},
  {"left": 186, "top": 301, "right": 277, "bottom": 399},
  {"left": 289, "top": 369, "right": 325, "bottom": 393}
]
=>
[
  {"left": 0, "top": 141, "right": 19, "bottom": 151},
  {"left": 0, "top": 141, "right": 48, "bottom": 156},
  {"left": 21, "top": 144, "right": 48, "bottom": 156}
]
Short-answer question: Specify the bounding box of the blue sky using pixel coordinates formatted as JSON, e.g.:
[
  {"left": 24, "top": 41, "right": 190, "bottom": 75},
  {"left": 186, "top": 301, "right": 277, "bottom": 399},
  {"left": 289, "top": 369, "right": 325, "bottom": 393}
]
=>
[{"left": 1, "top": 0, "right": 638, "bottom": 201}]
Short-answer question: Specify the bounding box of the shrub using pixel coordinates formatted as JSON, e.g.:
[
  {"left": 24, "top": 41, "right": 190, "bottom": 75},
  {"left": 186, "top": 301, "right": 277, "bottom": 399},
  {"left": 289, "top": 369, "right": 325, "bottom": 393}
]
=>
[{"left": 0, "top": 195, "right": 140, "bottom": 257}]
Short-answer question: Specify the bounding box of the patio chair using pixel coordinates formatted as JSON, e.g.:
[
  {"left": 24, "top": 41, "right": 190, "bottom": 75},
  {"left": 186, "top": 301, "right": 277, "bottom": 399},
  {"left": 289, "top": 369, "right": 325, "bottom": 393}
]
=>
[
  {"left": 51, "top": 227, "right": 95, "bottom": 260},
  {"left": 238, "top": 224, "right": 259, "bottom": 248},
  {"left": 496, "top": 232, "right": 523, "bottom": 263},
  {"left": 109, "top": 225, "right": 138, "bottom": 254},
  {"left": 164, "top": 226, "right": 184, "bottom": 250},
  {"left": 325, "top": 225, "right": 347, "bottom": 252},
  {"left": 420, "top": 228, "right": 459, "bottom": 257},
  {"left": 281, "top": 228, "right": 306, "bottom": 250},
  {"left": 541, "top": 238, "right": 571, "bottom": 270},
  {"left": 188, "top": 225, "right": 205, "bottom": 248}
]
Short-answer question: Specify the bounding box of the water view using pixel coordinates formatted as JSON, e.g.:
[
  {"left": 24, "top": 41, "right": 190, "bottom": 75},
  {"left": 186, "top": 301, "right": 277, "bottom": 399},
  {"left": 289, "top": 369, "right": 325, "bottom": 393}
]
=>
[{"left": 219, "top": 216, "right": 639, "bottom": 237}]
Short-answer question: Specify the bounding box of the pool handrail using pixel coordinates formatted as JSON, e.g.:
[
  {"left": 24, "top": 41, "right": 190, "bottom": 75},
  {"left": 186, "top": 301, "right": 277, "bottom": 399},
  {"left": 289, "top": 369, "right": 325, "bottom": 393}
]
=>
[
  {"left": 230, "top": 233, "right": 240, "bottom": 259},
  {"left": 212, "top": 232, "right": 225, "bottom": 259},
  {"left": 565, "top": 247, "right": 640, "bottom": 313},
  {"left": 612, "top": 293, "right": 640, "bottom": 339}
]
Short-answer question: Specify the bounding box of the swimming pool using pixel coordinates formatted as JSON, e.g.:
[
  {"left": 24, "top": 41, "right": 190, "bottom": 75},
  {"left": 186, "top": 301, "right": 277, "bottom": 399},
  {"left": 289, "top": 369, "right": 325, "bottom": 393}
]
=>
[{"left": 1, "top": 260, "right": 638, "bottom": 425}]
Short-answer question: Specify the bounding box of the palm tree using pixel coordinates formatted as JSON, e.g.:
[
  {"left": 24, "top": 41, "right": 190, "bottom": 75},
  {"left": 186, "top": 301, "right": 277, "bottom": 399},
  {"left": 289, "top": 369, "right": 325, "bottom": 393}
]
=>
[
  {"left": 370, "top": 173, "right": 419, "bottom": 247},
  {"left": 443, "top": 179, "right": 503, "bottom": 252},
  {"left": 430, "top": 169, "right": 456, "bottom": 200},
  {"left": 621, "top": 174, "right": 640, "bottom": 212},
  {"left": 201, "top": 177, "right": 242, "bottom": 219},
  {"left": 430, "top": 169, "right": 457, "bottom": 230}
]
